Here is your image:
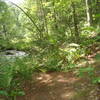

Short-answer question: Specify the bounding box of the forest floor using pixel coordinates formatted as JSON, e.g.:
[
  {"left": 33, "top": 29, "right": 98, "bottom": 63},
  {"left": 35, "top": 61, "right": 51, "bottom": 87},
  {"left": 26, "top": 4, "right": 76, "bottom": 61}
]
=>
[
  {"left": 0, "top": 43, "right": 99, "bottom": 100},
  {"left": 17, "top": 45, "right": 100, "bottom": 100},
  {"left": 17, "top": 71, "right": 99, "bottom": 100}
]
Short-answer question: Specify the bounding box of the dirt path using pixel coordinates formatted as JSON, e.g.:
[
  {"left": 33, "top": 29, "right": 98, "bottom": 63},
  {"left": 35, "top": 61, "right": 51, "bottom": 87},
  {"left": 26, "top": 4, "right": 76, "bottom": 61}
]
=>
[
  {"left": 17, "top": 72, "right": 99, "bottom": 100},
  {"left": 17, "top": 48, "right": 100, "bottom": 100}
]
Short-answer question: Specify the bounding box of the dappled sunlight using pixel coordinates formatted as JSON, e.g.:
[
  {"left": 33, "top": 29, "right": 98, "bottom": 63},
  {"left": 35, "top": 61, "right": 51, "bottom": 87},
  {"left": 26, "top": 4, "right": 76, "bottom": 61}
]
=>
[
  {"left": 17, "top": 72, "right": 99, "bottom": 100},
  {"left": 11, "top": 38, "right": 19, "bottom": 43},
  {"left": 23, "top": 37, "right": 32, "bottom": 43},
  {"left": 57, "top": 77, "right": 79, "bottom": 84},
  {"left": 61, "top": 91, "right": 75, "bottom": 99},
  {"left": 18, "top": 72, "right": 79, "bottom": 100},
  {"left": 37, "top": 74, "right": 53, "bottom": 84},
  {"left": 0, "top": 0, "right": 100, "bottom": 100}
]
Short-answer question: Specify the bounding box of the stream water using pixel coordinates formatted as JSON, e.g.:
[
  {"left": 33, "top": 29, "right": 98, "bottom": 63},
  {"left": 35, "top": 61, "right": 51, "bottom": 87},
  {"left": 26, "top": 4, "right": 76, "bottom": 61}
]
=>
[{"left": 0, "top": 50, "right": 28, "bottom": 60}]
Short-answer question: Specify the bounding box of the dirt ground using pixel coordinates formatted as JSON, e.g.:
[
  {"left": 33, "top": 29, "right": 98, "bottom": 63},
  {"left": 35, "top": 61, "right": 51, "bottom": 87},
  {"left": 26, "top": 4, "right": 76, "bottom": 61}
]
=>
[
  {"left": 16, "top": 44, "right": 100, "bottom": 100},
  {"left": 17, "top": 72, "right": 99, "bottom": 100}
]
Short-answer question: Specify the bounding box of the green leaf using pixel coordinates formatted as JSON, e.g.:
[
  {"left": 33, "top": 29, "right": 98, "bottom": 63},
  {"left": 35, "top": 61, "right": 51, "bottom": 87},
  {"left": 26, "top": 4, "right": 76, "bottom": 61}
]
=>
[
  {"left": 0, "top": 90, "right": 8, "bottom": 96},
  {"left": 17, "top": 91, "right": 25, "bottom": 96},
  {"left": 93, "top": 77, "right": 100, "bottom": 84},
  {"left": 95, "top": 54, "right": 100, "bottom": 61}
]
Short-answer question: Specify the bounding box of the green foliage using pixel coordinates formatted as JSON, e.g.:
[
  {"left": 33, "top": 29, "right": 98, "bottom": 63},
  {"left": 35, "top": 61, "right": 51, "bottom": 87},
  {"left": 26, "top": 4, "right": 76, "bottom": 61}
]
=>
[
  {"left": 95, "top": 54, "right": 100, "bottom": 61},
  {"left": 77, "top": 65, "right": 100, "bottom": 85},
  {"left": 93, "top": 77, "right": 100, "bottom": 84},
  {"left": 0, "top": 56, "right": 34, "bottom": 99},
  {"left": 0, "top": 0, "right": 100, "bottom": 99},
  {"left": 0, "top": 61, "right": 13, "bottom": 88},
  {"left": 77, "top": 66, "right": 94, "bottom": 77},
  {"left": 0, "top": 90, "right": 8, "bottom": 97}
]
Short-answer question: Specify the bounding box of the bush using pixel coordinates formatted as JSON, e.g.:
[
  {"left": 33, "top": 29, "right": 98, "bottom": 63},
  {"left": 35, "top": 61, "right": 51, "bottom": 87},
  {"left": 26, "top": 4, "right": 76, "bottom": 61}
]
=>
[{"left": 0, "top": 56, "right": 34, "bottom": 100}]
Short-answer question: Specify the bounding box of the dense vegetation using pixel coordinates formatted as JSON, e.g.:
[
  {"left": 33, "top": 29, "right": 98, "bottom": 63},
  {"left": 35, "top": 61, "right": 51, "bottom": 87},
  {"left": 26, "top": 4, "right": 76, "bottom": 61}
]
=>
[{"left": 0, "top": 0, "right": 100, "bottom": 100}]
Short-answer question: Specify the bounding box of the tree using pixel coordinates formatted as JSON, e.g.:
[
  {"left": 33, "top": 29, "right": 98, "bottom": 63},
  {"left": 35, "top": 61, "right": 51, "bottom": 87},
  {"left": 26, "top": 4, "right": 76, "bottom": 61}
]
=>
[
  {"left": 71, "top": 1, "right": 79, "bottom": 41},
  {"left": 85, "top": 0, "right": 93, "bottom": 26},
  {"left": 0, "top": 0, "right": 13, "bottom": 39}
]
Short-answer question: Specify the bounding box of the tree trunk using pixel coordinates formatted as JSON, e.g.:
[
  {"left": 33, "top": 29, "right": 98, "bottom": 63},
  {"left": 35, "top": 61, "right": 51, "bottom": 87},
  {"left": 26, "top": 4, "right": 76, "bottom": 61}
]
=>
[
  {"left": 72, "top": 2, "right": 79, "bottom": 41},
  {"left": 85, "top": 0, "right": 93, "bottom": 26}
]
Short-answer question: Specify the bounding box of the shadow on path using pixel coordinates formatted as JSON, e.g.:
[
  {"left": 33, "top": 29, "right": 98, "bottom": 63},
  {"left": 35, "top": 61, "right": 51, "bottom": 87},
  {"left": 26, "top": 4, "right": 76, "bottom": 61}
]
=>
[{"left": 17, "top": 72, "right": 98, "bottom": 100}]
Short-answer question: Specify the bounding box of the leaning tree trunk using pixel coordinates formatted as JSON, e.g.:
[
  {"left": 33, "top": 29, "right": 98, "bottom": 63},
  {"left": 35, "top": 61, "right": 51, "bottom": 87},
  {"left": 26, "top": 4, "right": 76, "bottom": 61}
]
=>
[{"left": 85, "top": 0, "right": 93, "bottom": 26}]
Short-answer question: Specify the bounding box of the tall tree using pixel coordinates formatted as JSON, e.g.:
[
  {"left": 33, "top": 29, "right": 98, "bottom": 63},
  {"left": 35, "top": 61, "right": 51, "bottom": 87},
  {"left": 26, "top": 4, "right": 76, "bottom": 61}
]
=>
[
  {"left": 85, "top": 0, "right": 93, "bottom": 26},
  {"left": 71, "top": 1, "right": 79, "bottom": 40}
]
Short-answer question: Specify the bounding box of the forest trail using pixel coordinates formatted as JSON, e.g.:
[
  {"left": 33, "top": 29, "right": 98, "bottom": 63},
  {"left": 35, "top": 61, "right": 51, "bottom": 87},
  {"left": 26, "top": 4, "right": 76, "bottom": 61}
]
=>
[
  {"left": 17, "top": 72, "right": 98, "bottom": 100},
  {"left": 17, "top": 48, "right": 100, "bottom": 100},
  {"left": 0, "top": 0, "right": 100, "bottom": 100}
]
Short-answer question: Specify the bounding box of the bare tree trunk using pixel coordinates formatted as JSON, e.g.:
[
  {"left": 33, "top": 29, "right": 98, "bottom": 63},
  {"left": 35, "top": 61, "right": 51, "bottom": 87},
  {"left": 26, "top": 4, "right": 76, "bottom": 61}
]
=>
[
  {"left": 85, "top": 0, "right": 93, "bottom": 26},
  {"left": 72, "top": 2, "right": 79, "bottom": 41}
]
